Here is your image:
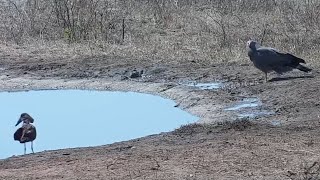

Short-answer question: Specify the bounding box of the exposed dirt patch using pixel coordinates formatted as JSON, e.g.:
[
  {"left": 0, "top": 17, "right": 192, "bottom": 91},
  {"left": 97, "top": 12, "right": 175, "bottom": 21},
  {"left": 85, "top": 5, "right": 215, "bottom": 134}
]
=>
[{"left": 0, "top": 45, "right": 319, "bottom": 179}]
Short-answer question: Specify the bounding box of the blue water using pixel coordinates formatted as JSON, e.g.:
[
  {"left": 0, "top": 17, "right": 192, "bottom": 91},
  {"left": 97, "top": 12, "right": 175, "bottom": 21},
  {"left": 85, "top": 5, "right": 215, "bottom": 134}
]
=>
[{"left": 0, "top": 90, "right": 198, "bottom": 159}]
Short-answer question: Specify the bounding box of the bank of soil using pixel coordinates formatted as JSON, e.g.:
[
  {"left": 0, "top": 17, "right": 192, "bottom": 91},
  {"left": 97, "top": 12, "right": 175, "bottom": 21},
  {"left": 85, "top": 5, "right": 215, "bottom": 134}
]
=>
[{"left": 0, "top": 45, "right": 319, "bottom": 179}]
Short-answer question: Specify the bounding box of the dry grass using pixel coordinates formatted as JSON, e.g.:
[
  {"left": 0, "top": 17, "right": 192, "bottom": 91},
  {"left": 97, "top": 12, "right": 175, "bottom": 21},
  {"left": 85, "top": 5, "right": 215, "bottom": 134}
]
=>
[{"left": 1, "top": 0, "right": 320, "bottom": 65}]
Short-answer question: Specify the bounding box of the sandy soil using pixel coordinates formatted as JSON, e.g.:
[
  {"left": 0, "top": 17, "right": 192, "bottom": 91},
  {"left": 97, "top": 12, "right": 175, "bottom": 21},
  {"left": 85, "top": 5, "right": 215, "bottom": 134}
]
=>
[{"left": 0, "top": 44, "right": 320, "bottom": 179}]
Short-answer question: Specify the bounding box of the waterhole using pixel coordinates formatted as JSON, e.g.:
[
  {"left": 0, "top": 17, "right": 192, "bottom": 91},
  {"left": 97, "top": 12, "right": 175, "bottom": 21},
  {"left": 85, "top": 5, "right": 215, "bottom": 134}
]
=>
[{"left": 0, "top": 90, "right": 198, "bottom": 158}]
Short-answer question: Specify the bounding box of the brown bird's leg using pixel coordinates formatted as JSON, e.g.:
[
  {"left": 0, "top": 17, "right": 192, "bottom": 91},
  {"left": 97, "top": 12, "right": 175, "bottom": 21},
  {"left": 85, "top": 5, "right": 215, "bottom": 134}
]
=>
[
  {"left": 20, "top": 130, "right": 27, "bottom": 154},
  {"left": 31, "top": 141, "right": 34, "bottom": 153},
  {"left": 24, "top": 143, "right": 26, "bottom": 155},
  {"left": 21, "top": 129, "right": 26, "bottom": 154}
]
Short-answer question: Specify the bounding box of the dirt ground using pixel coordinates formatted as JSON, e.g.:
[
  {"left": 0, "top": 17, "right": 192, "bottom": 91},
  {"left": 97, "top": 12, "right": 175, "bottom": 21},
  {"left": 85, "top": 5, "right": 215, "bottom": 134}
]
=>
[{"left": 0, "top": 44, "right": 320, "bottom": 180}]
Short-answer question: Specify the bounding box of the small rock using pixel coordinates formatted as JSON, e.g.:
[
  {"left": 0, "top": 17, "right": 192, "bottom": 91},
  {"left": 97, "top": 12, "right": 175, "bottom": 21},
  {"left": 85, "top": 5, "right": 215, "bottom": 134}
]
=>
[
  {"left": 120, "top": 76, "right": 129, "bottom": 80},
  {"left": 130, "top": 69, "right": 143, "bottom": 78}
]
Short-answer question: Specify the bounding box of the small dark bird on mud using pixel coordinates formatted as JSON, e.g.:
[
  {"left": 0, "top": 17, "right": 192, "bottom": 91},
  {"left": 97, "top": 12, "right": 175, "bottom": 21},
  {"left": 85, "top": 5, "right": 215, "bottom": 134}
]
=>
[
  {"left": 246, "top": 40, "right": 312, "bottom": 82},
  {"left": 14, "top": 113, "right": 37, "bottom": 155}
]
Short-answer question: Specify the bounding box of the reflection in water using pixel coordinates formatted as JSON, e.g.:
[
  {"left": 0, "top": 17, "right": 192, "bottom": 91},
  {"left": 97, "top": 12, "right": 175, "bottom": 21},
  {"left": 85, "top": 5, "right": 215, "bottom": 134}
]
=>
[{"left": 0, "top": 90, "right": 198, "bottom": 159}]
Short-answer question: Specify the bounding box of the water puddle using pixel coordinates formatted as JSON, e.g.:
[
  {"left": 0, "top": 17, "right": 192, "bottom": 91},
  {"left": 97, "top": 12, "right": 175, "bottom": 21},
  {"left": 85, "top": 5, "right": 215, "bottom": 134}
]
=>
[
  {"left": 237, "top": 110, "right": 275, "bottom": 118},
  {"left": 270, "top": 120, "right": 281, "bottom": 126},
  {"left": 0, "top": 90, "right": 198, "bottom": 159},
  {"left": 180, "top": 81, "right": 223, "bottom": 90},
  {"left": 225, "top": 98, "right": 259, "bottom": 111},
  {"left": 225, "top": 97, "right": 274, "bottom": 119}
]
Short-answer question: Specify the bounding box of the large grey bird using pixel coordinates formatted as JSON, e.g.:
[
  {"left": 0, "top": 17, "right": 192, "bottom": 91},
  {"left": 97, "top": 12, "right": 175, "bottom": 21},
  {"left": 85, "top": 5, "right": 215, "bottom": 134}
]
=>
[
  {"left": 14, "top": 113, "right": 37, "bottom": 154},
  {"left": 247, "top": 40, "right": 312, "bottom": 82}
]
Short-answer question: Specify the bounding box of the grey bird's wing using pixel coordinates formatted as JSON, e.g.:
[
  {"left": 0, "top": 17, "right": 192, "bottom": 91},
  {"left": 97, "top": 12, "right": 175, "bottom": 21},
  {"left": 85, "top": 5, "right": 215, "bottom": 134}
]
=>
[
  {"left": 250, "top": 47, "right": 284, "bottom": 72},
  {"left": 254, "top": 47, "right": 309, "bottom": 74},
  {"left": 255, "top": 47, "right": 286, "bottom": 66}
]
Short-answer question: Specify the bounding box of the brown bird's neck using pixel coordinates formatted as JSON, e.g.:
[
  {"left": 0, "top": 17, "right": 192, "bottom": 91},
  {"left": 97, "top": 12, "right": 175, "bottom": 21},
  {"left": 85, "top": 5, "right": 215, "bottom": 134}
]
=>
[{"left": 22, "top": 122, "right": 30, "bottom": 126}]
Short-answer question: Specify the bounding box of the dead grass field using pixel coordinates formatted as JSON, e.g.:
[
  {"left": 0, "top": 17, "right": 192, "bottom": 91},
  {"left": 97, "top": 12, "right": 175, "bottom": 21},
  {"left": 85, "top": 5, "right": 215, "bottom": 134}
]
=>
[
  {"left": 0, "top": 0, "right": 320, "bottom": 179},
  {"left": 2, "top": 0, "right": 320, "bottom": 65}
]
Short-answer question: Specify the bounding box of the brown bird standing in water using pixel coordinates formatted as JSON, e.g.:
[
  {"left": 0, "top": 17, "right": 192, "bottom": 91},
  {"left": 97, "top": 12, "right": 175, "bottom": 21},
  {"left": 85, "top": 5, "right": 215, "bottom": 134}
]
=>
[{"left": 14, "top": 113, "right": 37, "bottom": 154}]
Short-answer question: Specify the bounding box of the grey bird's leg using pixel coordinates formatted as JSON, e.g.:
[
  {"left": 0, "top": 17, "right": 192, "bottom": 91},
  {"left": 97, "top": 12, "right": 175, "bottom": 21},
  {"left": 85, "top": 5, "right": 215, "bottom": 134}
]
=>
[
  {"left": 265, "top": 72, "right": 268, "bottom": 82},
  {"left": 31, "top": 141, "right": 34, "bottom": 153},
  {"left": 24, "top": 143, "right": 26, "bottom": 155}
]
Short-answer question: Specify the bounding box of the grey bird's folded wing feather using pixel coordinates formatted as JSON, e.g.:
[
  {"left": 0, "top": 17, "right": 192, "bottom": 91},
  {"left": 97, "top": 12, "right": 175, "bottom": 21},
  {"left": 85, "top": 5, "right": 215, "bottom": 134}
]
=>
[{"left": 255, "top": 47, "right": 311, "bottom": 73}]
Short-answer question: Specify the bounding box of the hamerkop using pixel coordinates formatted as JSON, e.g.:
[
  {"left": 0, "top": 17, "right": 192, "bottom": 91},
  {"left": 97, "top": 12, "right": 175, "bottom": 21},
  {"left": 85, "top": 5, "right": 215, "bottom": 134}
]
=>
[{"left": 14, "top": 113, "right": 37, "bottom": 154}]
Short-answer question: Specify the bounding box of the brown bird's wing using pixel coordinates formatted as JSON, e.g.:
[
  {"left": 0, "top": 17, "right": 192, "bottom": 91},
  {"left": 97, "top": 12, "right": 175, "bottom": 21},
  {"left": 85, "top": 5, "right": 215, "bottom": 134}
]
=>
[
  {"left": 14, "top": 124, "right": 37, "bottom": 143},
  {"left": 14, "top": 128, "right": 23, "bottom": 141},
  {"left": 24, "top": 125, "right": 37, "bottom": 141}
]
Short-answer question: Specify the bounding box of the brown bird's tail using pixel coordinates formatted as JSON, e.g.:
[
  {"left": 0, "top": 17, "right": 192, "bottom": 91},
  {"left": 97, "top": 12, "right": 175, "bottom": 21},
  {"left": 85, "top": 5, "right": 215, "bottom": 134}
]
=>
[{"left": 296, "top": 64, "right": 312, "bottom": 72}]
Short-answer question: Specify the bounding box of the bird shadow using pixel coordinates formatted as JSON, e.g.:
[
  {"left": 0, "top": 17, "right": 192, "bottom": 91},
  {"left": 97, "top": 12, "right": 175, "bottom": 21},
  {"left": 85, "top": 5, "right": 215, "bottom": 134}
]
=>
[{"left": 269, "top": 75, "right": 314, "bottom": 82}]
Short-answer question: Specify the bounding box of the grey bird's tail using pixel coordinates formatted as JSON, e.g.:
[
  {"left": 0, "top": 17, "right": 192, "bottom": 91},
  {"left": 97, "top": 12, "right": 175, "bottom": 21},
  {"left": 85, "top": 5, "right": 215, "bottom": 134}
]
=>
[
  {"left": 285, "top": 53, "right": 312, "bottom": 72},
  {"left": 286, "top": 53, "right": 306, "bottom": 64},
  {"left": 296, "top": 64, "right": 312, "bottom": 72}
]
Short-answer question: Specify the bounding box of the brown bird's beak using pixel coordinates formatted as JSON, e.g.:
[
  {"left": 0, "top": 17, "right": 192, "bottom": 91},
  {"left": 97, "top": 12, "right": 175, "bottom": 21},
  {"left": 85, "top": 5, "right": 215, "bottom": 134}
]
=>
[{"left": 15, "top": 118, "right": 22, "bottom": 126}]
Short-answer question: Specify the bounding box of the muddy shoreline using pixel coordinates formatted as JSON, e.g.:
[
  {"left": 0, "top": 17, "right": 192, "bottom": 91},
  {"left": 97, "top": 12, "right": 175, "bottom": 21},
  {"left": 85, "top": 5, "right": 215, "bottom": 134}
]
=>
[
  {"left": 0, "top": 75, "right": 239, "bottom": 124},
  {"left": 0, "top": 50, "right": 319, "bottom": 179}
]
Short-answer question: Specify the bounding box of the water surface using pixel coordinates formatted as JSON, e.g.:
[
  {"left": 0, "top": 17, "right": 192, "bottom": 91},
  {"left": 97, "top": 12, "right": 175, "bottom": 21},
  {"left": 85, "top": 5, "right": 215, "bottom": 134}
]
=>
[
  {"left": 181, "top": 81, "right": 223, "bottom": 90},
  {"left": 0, "top": 90, "right": 198, "bottom": 159},
  {"left": 225, "top": 97, "right": 274, "bottom": 119}
]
